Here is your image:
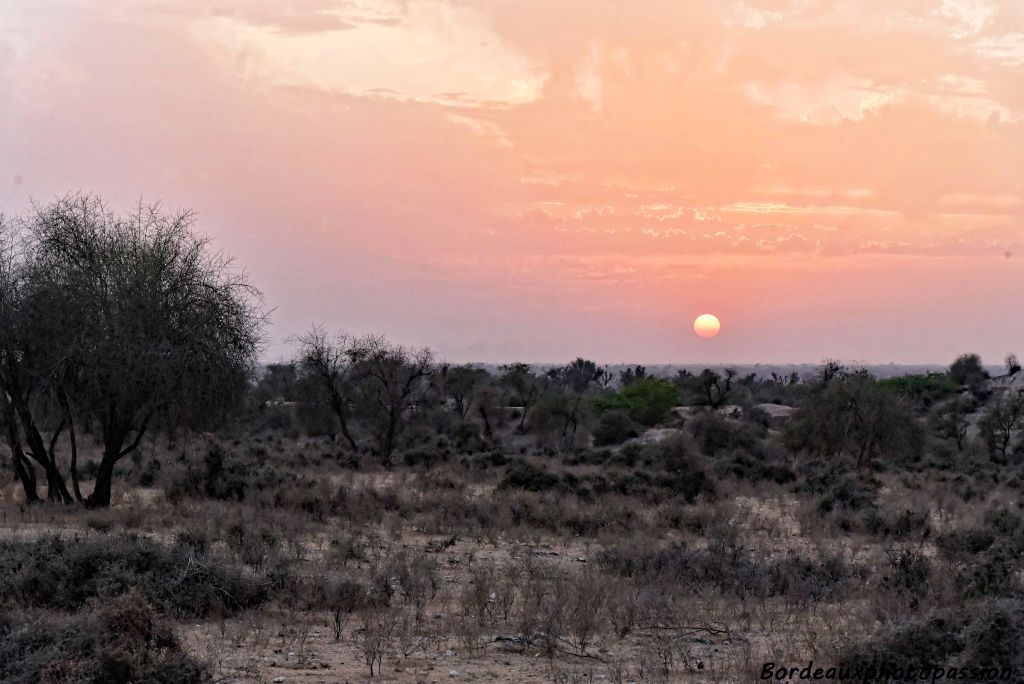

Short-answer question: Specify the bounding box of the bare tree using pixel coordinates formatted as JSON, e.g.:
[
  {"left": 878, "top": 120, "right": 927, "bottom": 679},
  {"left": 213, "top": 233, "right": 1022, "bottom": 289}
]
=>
[
  {"left": 979, "top": 391, "right": 1024, "bottom": 463},
  {"left": 353, "top": 609, "right": 397, "bottom": 676},
  {"left": 930, "top": 397, "right": 973, "bottom": 452},
  {"left": 294, "top": 326, "right": 363, "bottom": 450},
  {"left": 353, "top": 335, "right": 433, "bottom": 465}
]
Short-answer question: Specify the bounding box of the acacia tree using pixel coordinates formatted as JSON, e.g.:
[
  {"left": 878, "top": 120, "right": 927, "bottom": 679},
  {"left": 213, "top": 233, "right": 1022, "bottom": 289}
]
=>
[
  {"left": 498, "top": 363, "right": 543, "bottom": 432},
  {"left": 294, "top": 327, "right": 364, "bottom": 449},
  {"left": 979, "top": 391, "right": 1024, "bottom": 463},
  {"left": 930, "top": 397, "right": 973, "bottom": 452},
  {"left": 437, "top": 363, "right": 490, "bottom": 420},
  {"left": 352, "top": 335, "right": 433, "bottom": 465},
  {"left": 0, "top": 222, "right": 43, "bottom": 502},
  {"left": 18, "top": 196, "right": 264, "bottom": 507},
  {"left": 785, "top": 365, "right": 922, "bottom": 471}
]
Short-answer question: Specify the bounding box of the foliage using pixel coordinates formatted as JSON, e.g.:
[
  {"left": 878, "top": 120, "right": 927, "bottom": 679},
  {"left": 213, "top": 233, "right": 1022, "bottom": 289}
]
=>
[
  {"left": 0, "top": 592, "right": 210, "bottom": 684},
  {"left": 785, "top": 365, "right": 923, "bottom": 469},
  {"left": 878, "top": 373, "right": 959, "bottom": 408},
  {"left": 593, "top": 377, "right": 679, "bottom": 427},
  {"left": 0, "top": 534, "right": 269, "bottom": 618},
  {"left": 949, "top": 353, "right": 988, "bottom": 389},
  {"left": 592, "top": 409, "right": 640, "bottom": 446}
]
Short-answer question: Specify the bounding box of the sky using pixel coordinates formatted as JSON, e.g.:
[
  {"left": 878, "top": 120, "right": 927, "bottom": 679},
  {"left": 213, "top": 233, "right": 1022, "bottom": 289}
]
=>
[{"left": 0, "top": 0, "right": 1021, "bottom": 365}]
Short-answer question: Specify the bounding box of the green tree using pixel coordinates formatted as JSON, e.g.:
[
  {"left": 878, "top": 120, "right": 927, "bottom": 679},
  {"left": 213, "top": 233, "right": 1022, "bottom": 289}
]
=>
[
  {"left": 785, "top": 365, "right": 923, "bottom": 471},
  {"left": 594, "top": 377, "right": 679, "bottom": 426}
]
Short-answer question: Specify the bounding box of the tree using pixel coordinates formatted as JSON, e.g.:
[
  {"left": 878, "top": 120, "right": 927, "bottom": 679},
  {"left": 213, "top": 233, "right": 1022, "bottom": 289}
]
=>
[
  {"left": 785, "top": 365, "right": 923, "bottom": 471},
  {"left": 949, "top": 353, "right": 988, "bottom": 389},
  {"left": 978, "top": 391, "right": 1024, "bottom": 463},
  {"left": 352, "top": 335, "right": 433, "bottom": 465},
  {"left": 498, "top": 363, "right": 543, "bottom": 432},
  {"left": 618, "top": 365, "right": 647, "bottom": 387},
  {"left": 1006, "top": 353, "right": 1021, "bottom": 376},
  {"left": 546, "top": 358, "right": 606, "bottom": 394},
  {"left": 593, "top": 377, "right": 679, "bottom": 427},
  {"left": 678, "top": 368, "right": 736, "bottom": 409},
  {"left": 929, "top": 397, "right": 973, "bottom": 452},
  {"left": 10, "top": 196, "right": 264, "bottom": 507},
  {"left": 0, "top": 219, "right": 42, "bottom": 502},
  {"left": 294, "top": 327, "right": 364, "bottom": 449},
  {"left": 438, "top": 363, "right": 490, "bottom": 419}
]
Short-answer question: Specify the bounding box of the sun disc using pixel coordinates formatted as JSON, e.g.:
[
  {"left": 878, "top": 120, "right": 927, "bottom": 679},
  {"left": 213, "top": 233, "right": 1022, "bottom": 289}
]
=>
[{"left": 693, "top": 313, "right": 721, "bottom": 338}]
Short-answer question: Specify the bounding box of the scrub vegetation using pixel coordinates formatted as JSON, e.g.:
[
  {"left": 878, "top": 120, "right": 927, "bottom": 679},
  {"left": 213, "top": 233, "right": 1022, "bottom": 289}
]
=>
[{"left": 2, "top": 197, "right": 1023, "bottom": 682}]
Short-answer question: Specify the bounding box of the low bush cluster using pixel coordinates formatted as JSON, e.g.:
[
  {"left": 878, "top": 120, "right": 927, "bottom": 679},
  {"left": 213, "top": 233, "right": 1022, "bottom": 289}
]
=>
[
  {"left": 0, "top": 592, "right": 210, "bottom": 684},
  {"left": 0, "top": 534, "right": 269, "bottom": 618}
]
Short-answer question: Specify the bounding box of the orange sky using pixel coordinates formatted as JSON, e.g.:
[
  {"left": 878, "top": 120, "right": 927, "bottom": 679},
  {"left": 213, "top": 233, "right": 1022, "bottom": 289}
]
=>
[{"left": 1, "top": 1, "right": 1022, "bottom": 363}]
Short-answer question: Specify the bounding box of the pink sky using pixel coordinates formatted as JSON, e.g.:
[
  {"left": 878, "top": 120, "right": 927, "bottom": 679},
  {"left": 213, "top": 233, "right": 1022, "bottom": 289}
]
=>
[{"left": 1, "top": 1, "right": 1022, "bottom": 364}]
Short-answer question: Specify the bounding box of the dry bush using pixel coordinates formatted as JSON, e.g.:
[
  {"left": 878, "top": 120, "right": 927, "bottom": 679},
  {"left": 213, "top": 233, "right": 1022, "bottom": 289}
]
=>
[{"left": 0, "top": 592, "right": 209, "bottom": 684}]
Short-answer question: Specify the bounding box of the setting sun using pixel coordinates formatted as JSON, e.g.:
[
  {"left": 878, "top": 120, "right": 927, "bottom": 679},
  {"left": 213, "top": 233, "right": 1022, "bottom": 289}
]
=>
[{"left": 694, "top": 313, "right": 721, "bottom": 339}]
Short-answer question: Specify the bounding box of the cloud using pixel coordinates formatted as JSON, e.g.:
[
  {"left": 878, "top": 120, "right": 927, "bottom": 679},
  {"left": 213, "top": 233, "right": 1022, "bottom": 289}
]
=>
[
  {"left": 573, "top": 44, "right": 604, "bottom": 112},
  {"left": 446, "top": 113, "right": 513, "bottom": 147},
  {"left": 192, "top": 0, "right": 548, "bottom": 108},
  {"left": 973, "top": 32, "right": 1024, "bottom": 65}
]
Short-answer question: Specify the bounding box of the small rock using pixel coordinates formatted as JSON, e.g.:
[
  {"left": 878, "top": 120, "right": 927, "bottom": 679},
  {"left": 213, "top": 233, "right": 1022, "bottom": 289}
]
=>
[
  {"left": 449, "top": 670, "right": 460, "bottom": 678},
  {"left": 273, "top": 678, "right": 284, "bottom": 683},
  {"left": 443, "top": 649, "right": 456, "bottom": 657}
]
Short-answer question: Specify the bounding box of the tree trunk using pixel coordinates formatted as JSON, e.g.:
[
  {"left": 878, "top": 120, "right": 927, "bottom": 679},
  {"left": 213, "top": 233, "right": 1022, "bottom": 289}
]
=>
[
  {"left": 381, "top": 413, "right": 397, "bottom": 466},
  {"left": 11, "top": 447, "right": 38, "bottom": 503},
  {"left": 338, "top": 415, "right": 359, "bottom": 452},
  {"left": 87, "top": 455, "right": 117, "bottom": 508},
  {"left": 1, "top": 396, "right": 38, "bottom": 502},
  {"left": 478, "top": 405, "right": 493, "bottom": 441},
  {"left": 18, "top": 412, "right": 73, "bottom": 504},
  {"left": 329, "top": 396, "right": 359, "bottom": 451}
]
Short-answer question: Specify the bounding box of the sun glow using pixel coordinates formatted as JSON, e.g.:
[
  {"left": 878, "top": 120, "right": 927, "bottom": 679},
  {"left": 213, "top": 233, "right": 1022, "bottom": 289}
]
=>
[{"left": 694, "top": 313, "right": 721, "bottom": 338}]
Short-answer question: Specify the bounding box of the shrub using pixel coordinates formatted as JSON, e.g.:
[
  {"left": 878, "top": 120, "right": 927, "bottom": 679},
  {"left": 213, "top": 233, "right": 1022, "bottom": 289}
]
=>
[
  {"left": 593, "top": 410, "right": 640, "bottom": 446},
  {"left": 841, "top": 599, "right": 1024, "bottom": 674},
  {"left": 593, "top": 377, "right": 679, "bottom": 427},
  {"left": 0, "top": 534, "right": 268, "bottom": 618},
  {"left": 643, "top": 435, "right": 714, "bottom": 503},
  {"left": 0, "top": 592, "right": 210, "bottom": 684},
  {"left": 688, "top": 412, "right": 762, "bottom": 457},
  {"left": 499, "top": 461, "right": 561, "bottom": 492},
  {"left": 818, "top": 476, "right": 878, "bottom": 514}
]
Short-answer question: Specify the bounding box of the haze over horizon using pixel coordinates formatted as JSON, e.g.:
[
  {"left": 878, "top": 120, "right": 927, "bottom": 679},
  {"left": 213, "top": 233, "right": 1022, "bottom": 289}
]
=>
[{"left": 1, "top": 1, "right": 1021, "bottom": 365}]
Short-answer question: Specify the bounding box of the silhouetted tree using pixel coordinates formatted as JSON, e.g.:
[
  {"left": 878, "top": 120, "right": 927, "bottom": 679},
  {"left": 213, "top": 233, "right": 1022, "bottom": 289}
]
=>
[
  {"left": 618, "top": 365, "right": 647, "bottom": 387},
  {"left": 438, "top": 364, "right": 490, "bottom": 419},
  {"left": 499, "top": 363, "right": 543, "bottom": 432},
  {"left": 353, "top": 335, "right": 433, "bottom": 465},
  {"left": 695, "top": 368, "right": 737, "bottom": 409},
  {"left": 295, "top": 327, "right": 363, "bottom": 449},
  {"left": 949, "top": 353, "right": 988, "bottom": 389},
  {"left": 16, "top": 196, "right": 264, "bottom": 507}
]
